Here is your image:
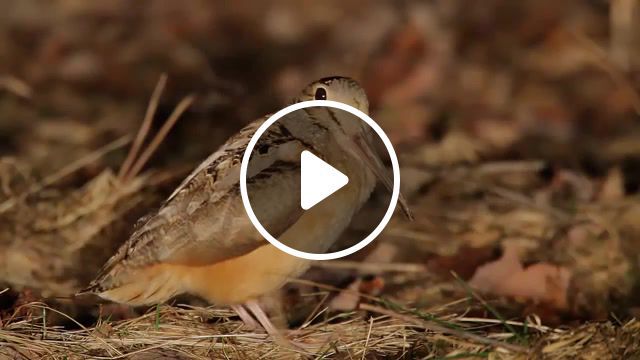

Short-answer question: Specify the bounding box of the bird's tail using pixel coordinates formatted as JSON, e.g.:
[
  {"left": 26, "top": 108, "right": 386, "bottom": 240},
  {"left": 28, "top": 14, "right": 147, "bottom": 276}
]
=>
[{"left": 78, "top": 264, "right": 184, "bottom": 306}]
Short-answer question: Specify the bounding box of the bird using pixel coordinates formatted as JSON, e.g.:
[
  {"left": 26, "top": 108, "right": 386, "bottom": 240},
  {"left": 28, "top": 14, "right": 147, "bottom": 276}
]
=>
[{"left": 80, "top": 76, "right": 411, "bottom": 342}]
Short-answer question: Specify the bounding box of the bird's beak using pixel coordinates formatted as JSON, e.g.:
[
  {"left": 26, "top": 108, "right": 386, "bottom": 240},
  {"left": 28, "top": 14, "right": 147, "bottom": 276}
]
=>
[{"left": 351, "top": 135, "right": 414, "bottom": 220}]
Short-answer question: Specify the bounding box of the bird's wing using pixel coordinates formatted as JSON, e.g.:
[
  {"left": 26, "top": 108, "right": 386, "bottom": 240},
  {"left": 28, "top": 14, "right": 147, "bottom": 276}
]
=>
[{"left": 86, "top": 117, "right": 310, "bottom": 291}]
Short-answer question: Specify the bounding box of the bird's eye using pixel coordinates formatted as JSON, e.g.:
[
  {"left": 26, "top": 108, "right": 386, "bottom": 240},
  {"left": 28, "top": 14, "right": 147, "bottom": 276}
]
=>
[{"left": 314, "top": 87, "right": 327, "bottom": 100}]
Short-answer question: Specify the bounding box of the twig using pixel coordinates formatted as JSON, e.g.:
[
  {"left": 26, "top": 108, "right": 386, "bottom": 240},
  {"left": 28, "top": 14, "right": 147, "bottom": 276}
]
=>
[
  {"left": 358, "top": 303, "right": 528, "bottom": 353},
  {"left": 0, "top": 75, "right": 32, "bottom": 99},
  {"left": 289, "top": 279, "right": 381, "bottom": 303},
  {"left": 609, "top": 0, "right": 637, "bottom": 70},
  {"left": 457, "top": 317, "right": 561, "bottom": 334},
  {"left": 361, "top": 317, "right": 374, "bottom": 360},
  {"left": 119, "top": 74, "right": 168, "bottom": 180},
  {"left": 406, "top": 160, "right": 546, "bottom": 176},
  {"left": 484, "top": 184, "right": 571, "bottom": 222},
  {"left": 298, "top": 293, "right": 330, "bottom": 330},
  {"left": 125, "top": 95, "right": 196, "bottom": 181},
  {"left": 316, "top": 261, "right": 427, "bottom": 273},
  {"left": 473, "top": 161, "right": 546, "bottom": 176}
]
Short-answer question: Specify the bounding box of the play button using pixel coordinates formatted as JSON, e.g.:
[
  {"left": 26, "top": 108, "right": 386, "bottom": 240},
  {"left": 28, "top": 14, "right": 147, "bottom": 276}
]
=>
[
  {"left": 240, "top": 100, "right": 401, "bottom": 261},
  {"left": 300, "top": 150, "right": 349, "bottom": 210}
]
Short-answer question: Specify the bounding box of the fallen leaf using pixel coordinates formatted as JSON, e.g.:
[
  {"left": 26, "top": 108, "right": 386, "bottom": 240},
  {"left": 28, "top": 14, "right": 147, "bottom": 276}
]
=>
[
  {"left": 362, "top": 22, "right": 427, "bottom": 108},
  {"left": 329, "top": 276, "right": 385, "bottom": 312},
  {"left": 329, "top": 278, "right": 362, "bottom": 311},
  {"left": 416, "top": 131, "right": 483, "bottom": 166},
  {"left": 427, "top": 245, "right": 498, "bottom": 280},
  {"left": 328, "top": 243, "right": 394, "bottom": 311},
  {"left": 598, "top": 166, "right": 625, "bottom": 202},
  {"left": 469, "top": 243, "right": 571, "bottom": 309}
]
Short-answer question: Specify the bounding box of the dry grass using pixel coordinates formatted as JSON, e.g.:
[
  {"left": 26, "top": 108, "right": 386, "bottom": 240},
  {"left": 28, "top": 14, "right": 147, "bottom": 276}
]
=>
[{"left": 1, "top": 300, "right": 638, "bottom": 359}]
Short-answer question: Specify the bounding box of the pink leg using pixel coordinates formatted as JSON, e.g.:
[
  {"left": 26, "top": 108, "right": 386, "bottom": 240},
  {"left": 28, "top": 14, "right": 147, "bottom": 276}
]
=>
[
  {"left": 231, "top": 304, "right": 260, "bottom": 331},
  {"left": 244, "top": 299, "right": 281, "bottom": 336},
  {"left": 244, "top": 299, "right": 322, "bottom": 352}
]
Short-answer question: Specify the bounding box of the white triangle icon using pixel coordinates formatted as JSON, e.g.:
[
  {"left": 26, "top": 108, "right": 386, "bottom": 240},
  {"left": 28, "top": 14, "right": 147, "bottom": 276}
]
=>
[{"left": 300, "top": 150, "right": 349, "bottom": 210}]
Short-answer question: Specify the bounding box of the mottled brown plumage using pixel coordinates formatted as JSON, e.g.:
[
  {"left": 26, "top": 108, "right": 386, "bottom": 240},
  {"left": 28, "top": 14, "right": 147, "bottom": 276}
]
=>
[{"left": 81, "top": 76, "right": 411, "bottom": 343}]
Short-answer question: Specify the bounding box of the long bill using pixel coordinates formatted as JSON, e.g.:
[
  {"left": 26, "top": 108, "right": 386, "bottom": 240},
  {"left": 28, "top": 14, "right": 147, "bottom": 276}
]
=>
[{"left": 352, "top": 135, "right": 414, "bottom": 220}]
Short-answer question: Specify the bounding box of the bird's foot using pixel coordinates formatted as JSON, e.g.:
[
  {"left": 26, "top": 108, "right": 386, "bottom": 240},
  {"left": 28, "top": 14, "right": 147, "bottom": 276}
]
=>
[
  {"left": 242, "top": 300, "right": 327, "bottom": 353},
  {"left": 230, "top": 304, "right": 261, "bottom": 331}
]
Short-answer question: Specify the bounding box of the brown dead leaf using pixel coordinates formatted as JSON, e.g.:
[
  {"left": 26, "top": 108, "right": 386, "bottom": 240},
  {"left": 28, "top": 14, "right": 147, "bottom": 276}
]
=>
[
  {"left": 328, "top": 243, "right": 394, "bottom": 311},
  {"left": 471, "top": 118, "right": 522, "bottom": 151},
  {"left": 362, "top": 242, "right": 397, "bottom": 265},
  {"left": 469, "top": 243, "right": 571, "bottom": 310},
  {"left": 362, "top": 22, "right": 427, "bottom": 108},
  {"left": 374, "top": 103, "right": 431, "bottom": 145},
  {"left": 329, "top": 278, "right": 362, "bottom": 311},
  {"left": 427, "top": 245, "right": 498, "bottom": 280},
  {"left": 598, "top": 166, "right": 625, "bottom": 202},
  {"left": 381, "top": 60, "right": 439, "bottom": 106},
  {"left": 416, "top": 131, "right": 483, "bottom": 166},
  {"left": 329, "top": 276, "right": 385, "bottom": 312},
  {"left": 550, "top": 169, "right": 595, "bottom": 202}
]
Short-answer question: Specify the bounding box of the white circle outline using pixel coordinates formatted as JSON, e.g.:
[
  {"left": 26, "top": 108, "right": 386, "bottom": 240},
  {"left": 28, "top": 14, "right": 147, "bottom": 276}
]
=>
[{"left": 240, "top": 100, "right": 400, "bottom": 261}]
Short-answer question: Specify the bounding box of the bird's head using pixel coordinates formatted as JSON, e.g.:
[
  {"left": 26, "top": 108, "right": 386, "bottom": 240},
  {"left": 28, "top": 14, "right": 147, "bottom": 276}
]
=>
[
  {"left": 293, "top": 76, "right": 412, "bottom": 219},
  {"left": 297, "top": 76, "right": 370, "bottom": 114},
  {"left": 294, "top": 76, "right": 371, "bottom": 143}
]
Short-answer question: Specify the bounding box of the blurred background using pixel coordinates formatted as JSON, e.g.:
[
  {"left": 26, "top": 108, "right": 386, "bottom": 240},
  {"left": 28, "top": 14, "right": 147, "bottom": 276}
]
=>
[{"left": 1, "top": 0, "right": 640, "bottom": 357}]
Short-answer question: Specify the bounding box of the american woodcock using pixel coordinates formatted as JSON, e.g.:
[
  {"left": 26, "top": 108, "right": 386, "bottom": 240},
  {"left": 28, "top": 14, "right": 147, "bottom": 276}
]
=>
[{"left": 81, "top": 76, "right": 411, "bottom": 341}]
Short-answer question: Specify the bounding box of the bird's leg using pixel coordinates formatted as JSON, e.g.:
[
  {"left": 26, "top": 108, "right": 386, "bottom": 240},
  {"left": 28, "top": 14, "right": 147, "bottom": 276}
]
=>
[
  {"left": 244, "top": 299, "right": 325, "bottom": 353},
  {"left": 244, "top": 299, "right": 312, "bottom": 351},
  {"left": 230, "top": 304, "right": 260, "bottom": 331},
  {"left": 244, "top": 299, "right": 282, "bottom": 336}
]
